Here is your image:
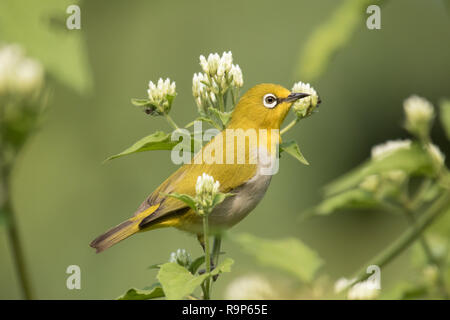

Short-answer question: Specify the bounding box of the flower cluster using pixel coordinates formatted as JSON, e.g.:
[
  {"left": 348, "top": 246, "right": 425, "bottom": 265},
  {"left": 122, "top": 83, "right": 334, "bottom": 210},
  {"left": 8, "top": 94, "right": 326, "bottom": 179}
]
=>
[
  {"left": 193, "top": 51, "right": 243, "bottom": 115},
  {"left": 169, "top": 248, "right": 192, "bottom": 268},
  {"left": 403, "top": 95, "right": 434, "bottom": 139},
  {"left": 291, "top": 81, "right": 320, "bottom": 119},
  {"left": 147, "top": 78, "right": 176, "bottom": 115},
  {"left": 195, "top": 173, "right": 220, "bottom": 215},
  {"left": 371, "top": 139, "right": 412, "bottom": 160},
  {"left": 0, "top": 44, "right": 43, "bottom": 97}
]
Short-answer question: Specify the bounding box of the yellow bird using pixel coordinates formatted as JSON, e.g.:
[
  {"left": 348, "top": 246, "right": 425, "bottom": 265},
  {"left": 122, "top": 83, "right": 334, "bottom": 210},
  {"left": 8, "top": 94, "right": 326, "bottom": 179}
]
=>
[{"left": 90, "top": 83, "right": 311, "bottom": 253}]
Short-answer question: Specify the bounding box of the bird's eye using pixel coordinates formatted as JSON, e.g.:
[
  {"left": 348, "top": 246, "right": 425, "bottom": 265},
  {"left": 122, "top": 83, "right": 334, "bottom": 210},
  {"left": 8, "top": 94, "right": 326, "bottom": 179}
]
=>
[{"left": 263, "top": 93, "right": 278, "bottom": 108}]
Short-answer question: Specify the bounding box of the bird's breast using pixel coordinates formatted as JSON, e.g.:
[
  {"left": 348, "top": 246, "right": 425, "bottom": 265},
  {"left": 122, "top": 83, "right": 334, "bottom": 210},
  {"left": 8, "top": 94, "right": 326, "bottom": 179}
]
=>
[{"left": 208, "top": 166, "right": 272, "bottom": 230}]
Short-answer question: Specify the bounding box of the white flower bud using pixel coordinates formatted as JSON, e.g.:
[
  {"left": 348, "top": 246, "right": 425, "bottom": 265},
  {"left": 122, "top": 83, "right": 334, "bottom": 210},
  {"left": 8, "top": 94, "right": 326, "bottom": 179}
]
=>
[
  {"left": 192, "top": 73, "right": 207, "bottom": 98},
  {"left": 371, "top": 139, "right": 412, "bottom": 160},
  {"left": 199, "top": 55, "right": 208, "bottom": 74},
  {"left": 221, "top": 51, "right": 233, "bottom": 73},
  {"left": 195, "top": 173, "right": 220, "bottom": 214},
  {"left": 230, "top": 64, "right": 243, "bottom": 88},
  {"left": 169, "top": 248, "right": 191, "bottom": 267},
  {"left": 147, "top": 77, "right": 176, "bottom": 114},
  {"left": 204, "top": 53, "right": 220, "bottom": 77},
  {"left": 291, "top": 81, "right": 319, "bottom": 118},
  {"left": 0, "top": 44, "right": 44, "bottom": 96},
  {"left": 210, "top": 92, "right": 217, "bottom": 104},
  {"left": 403, "top": 95, "right": 434, "bottom": 138}
]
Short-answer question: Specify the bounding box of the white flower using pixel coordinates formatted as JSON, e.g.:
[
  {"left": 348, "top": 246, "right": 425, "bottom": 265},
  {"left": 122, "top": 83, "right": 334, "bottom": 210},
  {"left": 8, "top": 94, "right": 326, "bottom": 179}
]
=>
[
  {"left": 292, "top": 81, "right": 318, "bottom": 98},
  {"left": 291, "top": 81, "right": 320, "bottom": 118},
  {"left": 209, "top": 92, "right": 217, "bottom": 104},
  {"left": 200, "top": 53, "right": 220, "bottom": 77},
  {"left": 192, "top": 72, "right": 207, "bottom": 98},
  {"left": 194, "top": 51, "right": 244, "bottom": 113},
  {"left": 195, "top": 173, "right": 220, "bottom": 197},
  {"left": 334, "top": 277, "right": 356, "bottom": 294},
  {"left": 147, "top": 77, "right": 176, "bottom": 113},
  {"left": 404, "top": 95, "right": 434, "bottom": 125},
  {"left": 169, "top": 248, "right": 191, "bottom": 267},
  {"left": 371, "top": 139, "right": 412, "bottom": 160},
  {"left": 403, "top": 95, "right": 434, "bottom": 137},
  {"left": 195, "top": 173, "right": 220, "bottom": 214},
  {"left": 13, "top": 58, "right": 44, "bottom": 94},
  {"left": 229, "top": 64, "right": 243, "bottom": 88},
  {"left": 192, "top": 72, "right": 211, "bottom": 114},
  {"left": 0, "top": 44, "right": 44, "bottom": 95},
  {"left": 427, "top": 143, "right": 445, "bottom": 168},
  {"left": 347, "top": 280, "right": 380, "bottom": 300},
  {"left": 220, "top": 51, "right": 233, "bottom": 73},
  {"left": 224, "top": 275, "right": 275, "bottom": 300}
]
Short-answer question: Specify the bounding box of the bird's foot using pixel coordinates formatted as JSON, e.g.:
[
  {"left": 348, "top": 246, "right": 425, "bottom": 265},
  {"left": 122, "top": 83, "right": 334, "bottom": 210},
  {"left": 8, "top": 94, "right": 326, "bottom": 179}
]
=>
[{"left": 197, "top": 260, "right": 219, "bottom": 281}]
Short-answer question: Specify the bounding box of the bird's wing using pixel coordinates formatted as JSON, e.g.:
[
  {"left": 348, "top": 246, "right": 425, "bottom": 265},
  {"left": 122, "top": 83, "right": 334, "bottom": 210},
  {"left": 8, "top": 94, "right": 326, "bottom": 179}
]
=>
[
  {"left": 134, "top": 130, "right": 260, "bottom": 227},
  {"left": 135, "top": 161, "right": 258, "bottom": 227}
]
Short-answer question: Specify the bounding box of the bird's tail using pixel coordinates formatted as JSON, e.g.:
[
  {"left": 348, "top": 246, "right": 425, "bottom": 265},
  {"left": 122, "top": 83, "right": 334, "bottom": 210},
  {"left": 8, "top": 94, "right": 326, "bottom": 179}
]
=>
[{"left": 90, "top": 204, "right": 159, "bottom": 253}]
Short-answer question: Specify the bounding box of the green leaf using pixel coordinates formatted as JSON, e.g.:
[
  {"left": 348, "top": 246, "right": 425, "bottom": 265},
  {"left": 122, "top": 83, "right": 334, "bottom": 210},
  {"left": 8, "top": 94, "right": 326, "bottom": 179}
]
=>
[
  {"left": 440, "top": 99, "right": 450, "bottom": 140},
  {"left": 147, "top": 263, "right": 162, "bottom": 270},
  {"left": 208, "top": 108, "right": 232, "bottom": 127},
  {"left": 117, "top": 283, "right": 165, "bottom": 300},
  {"left": 280, "top": 140, "right": 309, "bottom": 165},
  {"left": 315, "top": 189, "right": 378, "bottom": 215},
  {"left": 188, "top": 253, "right": 227, "bottom": 274},
  {"left": 212, "top": 193, "right": 234, "bottom": 208},
  {"left": 0, "top": 0, "right": 92, "bottom": 93},
  {"left": 131, "top": 98, "right": 151, "bottom": 106},
  {"left": 185, "top": 117, "right": 218, "bottom": 129},
  {"left": 157, "top": 258, "right": 233, "bottom": 300},
  {"left": 188, "top": 256, "right": 205, "bottom": 274},
  {"left": 233, "top": 233, "right": 323, "bottom": 282},
  {"left": 105, "top": 131, "right": 179, "bottom": 161},
  {"left": 157, "top": 263, "right": 207, "bottom": 300},
  {"left": 325, "top": 143, "right": 435, "bottom": 196},
  {"left": 297, "top": 0, "right": 386, "bottom": 81},
  {"left": 165, "top": 192, "right": 197, "bottom": 210}
]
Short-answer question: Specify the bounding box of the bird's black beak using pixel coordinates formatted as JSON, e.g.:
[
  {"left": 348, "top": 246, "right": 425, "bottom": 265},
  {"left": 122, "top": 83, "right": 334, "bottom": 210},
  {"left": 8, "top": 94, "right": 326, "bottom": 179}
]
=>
[{"left": 284, "top": 92, "right": 310, "bottom": 103}]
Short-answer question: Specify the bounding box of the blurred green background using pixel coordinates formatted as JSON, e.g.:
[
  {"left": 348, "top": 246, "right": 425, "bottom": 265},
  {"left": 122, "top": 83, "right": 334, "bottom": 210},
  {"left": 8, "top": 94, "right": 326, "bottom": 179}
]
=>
[{"left": 1, "top": 0, "right": 449, "bottom": 299}]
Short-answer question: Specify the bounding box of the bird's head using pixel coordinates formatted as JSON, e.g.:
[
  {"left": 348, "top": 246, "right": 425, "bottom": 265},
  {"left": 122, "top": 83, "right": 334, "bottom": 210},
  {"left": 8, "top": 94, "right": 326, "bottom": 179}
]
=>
[{"left": 228, "top": 83, "right": 310, "bottom": 130}]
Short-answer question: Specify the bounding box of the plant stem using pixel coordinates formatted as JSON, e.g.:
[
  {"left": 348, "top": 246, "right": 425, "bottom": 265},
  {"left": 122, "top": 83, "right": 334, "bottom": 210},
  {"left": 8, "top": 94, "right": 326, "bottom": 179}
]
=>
[
  {"left": 280, "top": 118, "right": 299, "bottom": 135},
  {"left": 212, "top": 235, "right": 222, "bottom": 267},
  {"left": 0, "top": 165, "right": 33, "bottom": 300},
  {"left": 163, "top": 114, "right": 179, "bottom": 131},
  {"left": 202, "top": 214, "right": 211, "bottom": 300},
  {"left": 401, "top": 199, "right": 449, "bottom": 299},
  {"left": 230, "top": 89, "right": 236, "bottom": 107},
  {"left": 218, "top": 91, "right": 225, "bottom": 113},
  {"left": 349, "top": 191, "right": 450, "bottom": 288}
]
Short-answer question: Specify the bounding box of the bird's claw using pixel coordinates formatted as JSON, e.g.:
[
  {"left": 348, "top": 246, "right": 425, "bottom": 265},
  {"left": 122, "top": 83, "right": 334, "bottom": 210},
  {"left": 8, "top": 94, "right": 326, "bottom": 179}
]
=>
[{"left": 197, "top": 261, "right": 219, "bottom": 281}]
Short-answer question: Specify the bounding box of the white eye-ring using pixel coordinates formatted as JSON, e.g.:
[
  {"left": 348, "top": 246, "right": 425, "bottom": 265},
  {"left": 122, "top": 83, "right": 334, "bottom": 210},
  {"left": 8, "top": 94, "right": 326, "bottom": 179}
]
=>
[{"left": 263, "top": 93, "right": 278, "bottom": 108}]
